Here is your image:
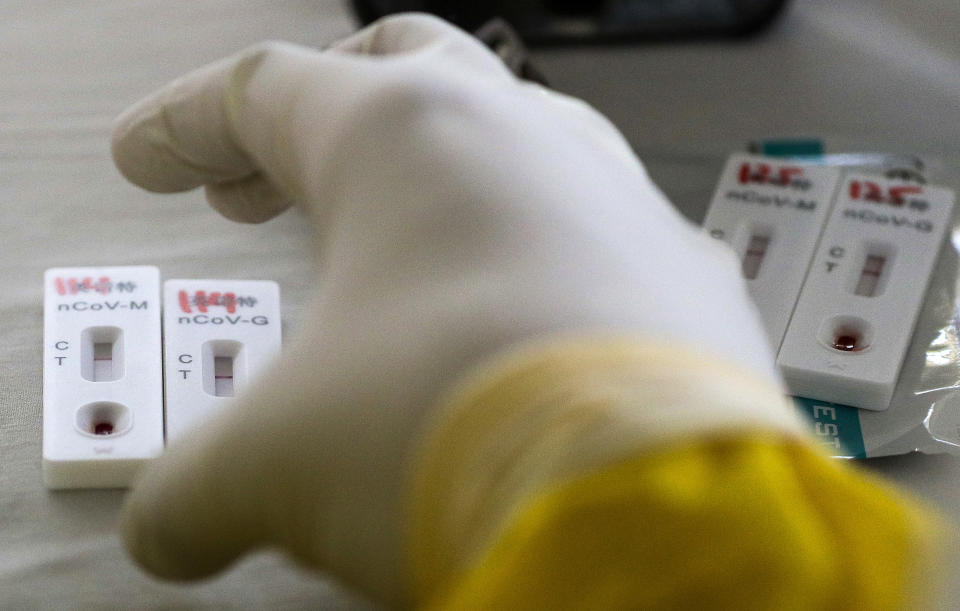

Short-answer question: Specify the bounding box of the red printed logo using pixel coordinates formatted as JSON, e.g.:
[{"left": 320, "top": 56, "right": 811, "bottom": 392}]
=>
[
  {"left": 54, "top": 276, "right": 137, "bottom": 295},
  {"left": 738, "top": 163, "right": 810, "bottom": 190},
  {"left": 848, "top": 180, "right": 926, "bottom": 210},
  {"left": 177, "top": 290, "right": 258, "bottom": 314}
]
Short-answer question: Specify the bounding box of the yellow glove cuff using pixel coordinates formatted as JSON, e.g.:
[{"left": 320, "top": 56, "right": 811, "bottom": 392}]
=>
[
  {"left": 422, "top": 436, "right": 944, "bottom": 609},
  {"left": 408, "top": 336, "right": 824, "bottom": 603}
]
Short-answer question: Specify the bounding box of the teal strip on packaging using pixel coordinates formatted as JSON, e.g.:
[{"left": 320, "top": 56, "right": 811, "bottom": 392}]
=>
[
  {"left": 792, "top": 396, "right": 866, "bottom": 459},
  {"left": 755, "top": 139, "right": 824, "bottom": 158}
]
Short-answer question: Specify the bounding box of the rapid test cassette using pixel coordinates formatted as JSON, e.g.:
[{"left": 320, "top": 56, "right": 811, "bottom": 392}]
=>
[
  {"left": 702, "top": 154, "right": 842, "bottom": 350},
  {"left": 163, "top": 280, "right": 282, "bottom": 442},
  {"left": 42, "top": 266, "right": 163, "bottom": 489},
  {"left": 777, "top": 175, "right": 955, "bottom": 410}
]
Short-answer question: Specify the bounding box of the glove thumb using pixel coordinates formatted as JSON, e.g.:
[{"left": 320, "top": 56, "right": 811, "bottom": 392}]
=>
[{"left": 121, "top": 339, "right": 358, "bottom": 582}]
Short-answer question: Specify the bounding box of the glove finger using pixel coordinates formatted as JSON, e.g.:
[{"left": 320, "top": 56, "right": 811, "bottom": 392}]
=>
[
  {"left": 121, "top": 404, "right": 277, "bottom": 580},
  {"left": 111, "top": 14, "right": 508, "bottom": 221},
  {"left": 123, "top": 331, "right": 410, "bottom": 601},
  {"left": 110, "top": 51, "right": 261, "bottom": 194},
  {"left": 121, "top": 349, "right": 314, "bottom": 580},
  {"left": 205, "top": 174, "right": 292, "bottom": 224}
]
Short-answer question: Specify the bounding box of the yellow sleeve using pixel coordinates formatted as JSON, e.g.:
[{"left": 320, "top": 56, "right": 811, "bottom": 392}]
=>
[{"left": 408, "top": 338, "right": 946, "bottom": 610}]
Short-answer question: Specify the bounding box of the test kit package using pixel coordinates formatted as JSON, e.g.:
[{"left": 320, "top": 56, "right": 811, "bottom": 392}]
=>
[
  {"left": 163, "top": 279, "right": 281, "bottom": 443},
  {"left": 42, "top": 267, "right": 282, "bottom": 489},
  {"left": 704, "top": 153, "right": 960, "bottom": 458},
  {"left": 42, "top": 266, "right": 164, "bottom": 488}
]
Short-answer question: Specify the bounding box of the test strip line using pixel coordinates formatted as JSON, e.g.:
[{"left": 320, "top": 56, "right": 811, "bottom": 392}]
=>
[
  {"left": 162, "top": 279, "right": 282, "bottom": 443},
  {"left": 42, "top": 266, "right": 163, "bottom": 489},
  {"left": 213, "top": 356, "right": 235, "bottom": 397},
  {"left": 741, "top": 234, "right": 770, "bottom": 280},
  {"left": 854, "top": 254, "right": 885, "bottom": 297}
]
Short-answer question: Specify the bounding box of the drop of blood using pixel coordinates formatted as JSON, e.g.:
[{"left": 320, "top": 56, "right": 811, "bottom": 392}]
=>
[
  {"left": 94, "top": 422, "right": 114, "bottom": 435},
  {"left": 833, "top": 335, "right": 858, "bottom": 351}
]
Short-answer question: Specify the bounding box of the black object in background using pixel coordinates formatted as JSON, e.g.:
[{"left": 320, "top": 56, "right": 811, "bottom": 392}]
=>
[
  {"left": 351, "top": 0, "right": 790, "bottom": 45},
  {"left": 474, "top": 19, "right": 549, "bottom": 85}
]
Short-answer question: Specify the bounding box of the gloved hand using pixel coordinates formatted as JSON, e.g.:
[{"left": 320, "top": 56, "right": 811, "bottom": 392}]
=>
[{"left": 112, "top": 13, "right": 802, "bottom": 607}]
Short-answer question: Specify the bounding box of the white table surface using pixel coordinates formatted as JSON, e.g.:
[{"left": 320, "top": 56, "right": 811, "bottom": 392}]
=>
[{"left": 3, "top": 0, "right": 959, "bottom": 607}]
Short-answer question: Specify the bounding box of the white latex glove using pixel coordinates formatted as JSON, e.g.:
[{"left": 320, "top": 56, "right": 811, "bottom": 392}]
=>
[{"left": 112, "top": 13, "right": 799, "bottom": 607}]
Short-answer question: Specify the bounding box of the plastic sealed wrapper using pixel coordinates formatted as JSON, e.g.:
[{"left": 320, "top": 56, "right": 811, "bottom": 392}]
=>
[{"left": 780, "top": 154, "right": 960, "bottom": 458}]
